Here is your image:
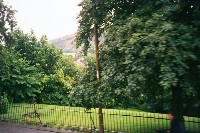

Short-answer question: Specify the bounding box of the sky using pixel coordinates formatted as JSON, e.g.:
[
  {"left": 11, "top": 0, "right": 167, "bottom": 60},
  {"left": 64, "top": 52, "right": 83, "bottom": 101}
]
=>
[{"left": 3, "top": 0, "right": 82, "bottom": 40}]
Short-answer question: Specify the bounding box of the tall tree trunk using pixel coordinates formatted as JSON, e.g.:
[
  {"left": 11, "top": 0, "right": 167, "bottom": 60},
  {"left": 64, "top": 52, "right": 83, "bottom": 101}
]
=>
[
  {"left": 172, "top": 85, "right": 184, "bottom": 120},
  {"left": 171, "top": 85, "right": 186, "bottom": 132},
  {"left": 94, "top": 24, "right": 104, "bottom": 133}
]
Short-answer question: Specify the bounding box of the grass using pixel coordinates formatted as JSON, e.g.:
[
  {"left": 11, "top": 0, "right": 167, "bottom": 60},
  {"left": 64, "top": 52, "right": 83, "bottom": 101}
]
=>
[{"left": 0, "top": 103, "right": 200, "bottom": 133}]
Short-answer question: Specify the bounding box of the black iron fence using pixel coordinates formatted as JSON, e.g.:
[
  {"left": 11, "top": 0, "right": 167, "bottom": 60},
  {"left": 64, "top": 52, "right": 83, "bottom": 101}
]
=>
[{"left": 0, "top": 103, "right": 200, "bottom": 133}]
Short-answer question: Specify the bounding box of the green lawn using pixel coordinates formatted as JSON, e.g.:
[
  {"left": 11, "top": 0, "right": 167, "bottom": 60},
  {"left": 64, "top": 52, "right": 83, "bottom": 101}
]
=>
[{"left": 0, "top": 103, "right": 199, "bottom": 133}]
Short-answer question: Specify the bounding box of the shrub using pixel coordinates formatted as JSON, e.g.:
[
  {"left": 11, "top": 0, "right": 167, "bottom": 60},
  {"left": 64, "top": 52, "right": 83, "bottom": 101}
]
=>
[{"left": 0, "top": 92, "right": 9, "bottom": 114}]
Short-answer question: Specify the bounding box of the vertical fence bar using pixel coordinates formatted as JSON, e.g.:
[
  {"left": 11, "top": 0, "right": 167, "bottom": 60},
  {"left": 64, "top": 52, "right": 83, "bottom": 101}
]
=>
[
  {"left": 97, "top": 108, "right": 98, "bottom": 131},
  {"left": 83, "top": 108, "right": 86, "bottom": 130},
  {"left": 80, "top": 107, "right": 83, "bottom": 130},
  {"left": 54, "top": 104, "right": 57, "bottom": 128},
  {"left": 132, "top": 111, "right": 134, "bottom": 133},
  {"left": 43, "top": 104, "right": 46, "bottom": 127},
  {"left": 67, "top": 106, "right": 72, "bottom": 126},
  {"left": 14, "top": 103, "right": 17, "bottom": 123},
  {"left": 12, "top": 103, "right": 15, "bottom": 123},
  {"left": 7, "top": 102, "right": 9, "bottom": 122},
  {"left": 62, "top": 105, "right": 64, "bottom": 128},
  {"left": 128, "top": 111, "right": 131, "bottom": 133},
  {"left": 146, "top": 112, "right": 149, "bottom": 132},
  {"left": 140, "top": 112, "right": 142, "bottom": 132},
  {"left": 49, "top": 104, "right": 52, "bottom": 127},
  {"left": 46, "top": 104, "right": 49, "bottom": 128},
  {"left": 104, "top": 110, "right": 111, "bottom": 130},
  {"left": 134, "top": 112, "right": 137, "bottom": 133},
  {"left": 198, "top": 117, "right": 199, "bottom": 131},
  {"left": 77, "top": 107, "right": 79, "bottom": 128},
  {"left": 18, "top": 103, "right": 21, "bottom": 124},
  {"left": 74, "top": 107, "right": 78, "bottom": 128},
  {"left": 73, "top": 106, "right": 75, "bottom": 127},
  {"left": 161, "top": 113, "right": 164, "bottom": 131},
  {"left": 60, "top": 105, "right": 63, "bottom": 128},
  {"left": 193, "top": 116, "right": 195, "bottom": 132},
  {"left": 116, "top": 109, "right": 118, "bottom": 132},
  {"left": 76, "top": 107, "right": 78, "bottom": 129},
  {"left": 21, "top": 103, "right": 25, "bottom": 124},
  {"left": 144, "top": 112, "right": 146, "bottom": 133}
]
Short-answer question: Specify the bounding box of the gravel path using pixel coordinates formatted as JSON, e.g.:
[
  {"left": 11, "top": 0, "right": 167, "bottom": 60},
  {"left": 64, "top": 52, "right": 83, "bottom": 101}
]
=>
[{"left": 0, "top": 122, "right": 79, "bottom": 133}]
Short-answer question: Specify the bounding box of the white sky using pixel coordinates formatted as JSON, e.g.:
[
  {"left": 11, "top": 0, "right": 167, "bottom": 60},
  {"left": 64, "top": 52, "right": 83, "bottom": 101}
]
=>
[{"left": 3, "top": 0, "right": 82, "bottom": 40}]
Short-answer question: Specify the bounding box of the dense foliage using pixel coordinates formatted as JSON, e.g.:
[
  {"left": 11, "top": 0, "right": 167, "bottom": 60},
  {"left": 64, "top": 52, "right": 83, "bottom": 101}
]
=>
[
  {"left": 0, "top": 30, "right": 79, "bottom": 104},
  {"left": 75, "top": 0, "right": 200, "bottom": 118},
  {"left": 0, "top": 92, "right": 9, "bottom": 114},
  {"left": 71, "top": 56, "right": 131, "bottom": 109},
  {"left": 0, "top": 47, "right": 43, "bottom": 102},
  {"left": 101, "top": 3, "right": 200, "bottom": 117},
  {"left": 0, "top": 1, "right": 16, "bottom": 44},
  {"left": 0, "top": 1, "right": 79, "bottom": 105}
]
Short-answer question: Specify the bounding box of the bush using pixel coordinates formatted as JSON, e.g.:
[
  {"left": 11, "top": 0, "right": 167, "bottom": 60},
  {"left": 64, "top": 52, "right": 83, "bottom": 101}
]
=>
[{"left": 0, "top": 92, "right": 9, "bottom": 114}]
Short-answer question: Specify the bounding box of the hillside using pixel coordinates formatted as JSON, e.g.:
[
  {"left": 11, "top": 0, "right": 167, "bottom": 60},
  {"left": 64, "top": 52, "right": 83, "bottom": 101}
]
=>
[
  {"left": 49, "top": 33, "right": 77, "bottom": 53},
  {"left": 49, "top": 33, "right": 95, "bottom": 54}
]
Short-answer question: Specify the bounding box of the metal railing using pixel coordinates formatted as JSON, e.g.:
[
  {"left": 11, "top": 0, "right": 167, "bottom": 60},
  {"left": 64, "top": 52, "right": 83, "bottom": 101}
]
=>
[{"left": 0, "top": 103, "right": 200, "bottom": 133}]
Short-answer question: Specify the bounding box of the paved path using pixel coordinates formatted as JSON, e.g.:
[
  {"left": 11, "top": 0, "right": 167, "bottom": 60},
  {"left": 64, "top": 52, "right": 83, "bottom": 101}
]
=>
[{"left": 0, "top": 122, "right": 79, "bottom": 133}]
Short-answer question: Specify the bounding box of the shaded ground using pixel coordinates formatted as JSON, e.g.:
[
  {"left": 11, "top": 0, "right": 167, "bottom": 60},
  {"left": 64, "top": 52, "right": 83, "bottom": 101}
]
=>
[{"left": 0, "top": 122, "right": 78, "bottom": 133}]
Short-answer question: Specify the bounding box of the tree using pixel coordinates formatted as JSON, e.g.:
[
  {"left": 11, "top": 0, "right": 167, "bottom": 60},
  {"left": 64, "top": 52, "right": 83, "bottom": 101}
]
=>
[
  {"left": 0, "top": 47, "right": 43, "bottom": 102},
  {"left": 76, "top": 1, "right": 110, "bottom": 132},
  {"left": 71, "top": 56, "right": 98, "bottom": 108},
  {"left": 7, "top": 30, "right": 62, "bottom": 74},
  {"left": 75, "top": 0, "right": 149, "bottom": 54},
  {"left": 4, "top": 29, "right": 78, "bottom": 104},
  {"left": 71, "top": 56, "right": 130, "bottom": 109},
  {"left": 38, "top": 55, "right": 80, "bottom": 105},
  {"left": 0, "top": 2, "right": 79, "bottom": 104},
  {"left": 76, "top": 0, "right": 200, "bottom": 52},
  {"left": 59, "top": 55, "right": 80, "bottom": 78},
  {"left": 0, "top": 1, "right": 16, "bottom": 44},
  {"left": 38, "top": 69, "right": 73, "bottom": 105},
  {"left": 76, "top": 0, "right": 200, "bottom": 120},
  {"left": 101, "top": 1, "right": 200, "bottom": 119}
]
